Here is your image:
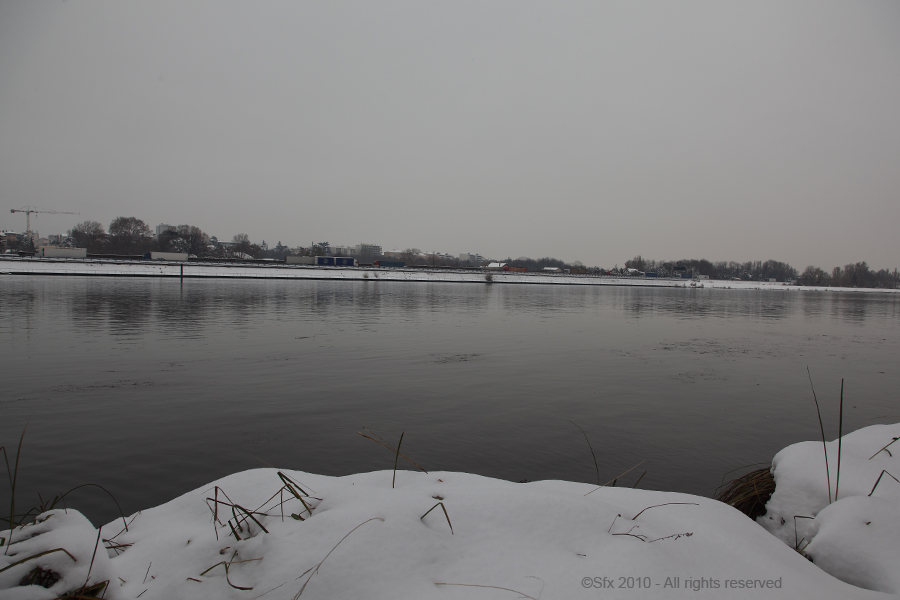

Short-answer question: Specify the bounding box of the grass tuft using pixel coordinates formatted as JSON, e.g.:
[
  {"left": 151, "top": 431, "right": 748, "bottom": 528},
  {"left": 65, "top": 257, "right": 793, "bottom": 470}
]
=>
[{"left": 714, "top": 468, "right": 775, "bottom": 520}]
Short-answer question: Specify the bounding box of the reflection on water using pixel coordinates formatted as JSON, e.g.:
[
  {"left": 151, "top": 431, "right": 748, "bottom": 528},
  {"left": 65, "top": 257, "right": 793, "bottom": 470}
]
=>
[{"left": 1, "top": 276, "right": 898, "bottom": 526}]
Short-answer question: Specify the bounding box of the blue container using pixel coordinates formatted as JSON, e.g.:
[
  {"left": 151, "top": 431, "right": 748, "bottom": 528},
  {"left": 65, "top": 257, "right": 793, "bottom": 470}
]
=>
[
  {"left": 315, "top": 256, "right": 336, "bottom": 266},
  {"left": 334, "top": 257, "right": 358, "bottom": 267}
]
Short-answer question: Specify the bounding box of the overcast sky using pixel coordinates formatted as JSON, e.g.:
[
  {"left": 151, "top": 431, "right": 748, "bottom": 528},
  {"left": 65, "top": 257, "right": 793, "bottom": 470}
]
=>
[{"left": 1, "top": 1, "right": 898, "bottom": 268}]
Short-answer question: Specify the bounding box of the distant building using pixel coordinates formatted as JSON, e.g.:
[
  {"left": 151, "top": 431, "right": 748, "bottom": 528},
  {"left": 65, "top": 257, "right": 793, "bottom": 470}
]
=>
[
  {"left": 1, "top": 231, "right": 21, "bottom": 251},
  {"left": 459, "top": 252, "right": 486, "bottom": 264},
  {"left": 353, "top": 243, "right": 382, "bottom": 263},
  {"left": 155, "top": 224, "right": 176, "bottom": 239},
  {"left": 356, "top": 243, "right": 382, "bottom": 258}
]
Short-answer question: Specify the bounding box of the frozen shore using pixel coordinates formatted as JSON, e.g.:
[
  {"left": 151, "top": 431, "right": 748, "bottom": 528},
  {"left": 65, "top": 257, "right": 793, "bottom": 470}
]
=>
[
  {"left": 1, "top": 256, "right": 897, "bottom": 293},
  {"left": 3, "top": 424, "right": 899, "bottom": 599}
]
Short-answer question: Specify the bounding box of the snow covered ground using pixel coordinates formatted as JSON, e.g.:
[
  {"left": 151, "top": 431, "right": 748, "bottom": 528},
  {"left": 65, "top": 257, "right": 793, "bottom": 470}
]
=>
[{"left": 3, "top": 424, "right": 899, "bottom": 599}]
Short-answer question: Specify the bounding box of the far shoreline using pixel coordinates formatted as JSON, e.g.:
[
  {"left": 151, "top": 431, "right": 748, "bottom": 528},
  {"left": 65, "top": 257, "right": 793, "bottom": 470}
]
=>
[{"left": 2, "top": 256, "right": 898, "bottom": 294}]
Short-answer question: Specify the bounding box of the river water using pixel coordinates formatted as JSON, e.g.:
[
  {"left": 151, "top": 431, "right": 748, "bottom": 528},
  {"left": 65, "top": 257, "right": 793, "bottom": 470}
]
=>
[{"left": 2, "top": 276, "right": 898, "bottom": 525}]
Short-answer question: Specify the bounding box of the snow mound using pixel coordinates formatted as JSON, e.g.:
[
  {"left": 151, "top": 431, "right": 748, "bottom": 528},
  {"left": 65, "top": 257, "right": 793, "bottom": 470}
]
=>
[
  {"left": 759, "top": 423, "right": 900, "bottom": 593},
  {"left": 6, "top": 468, "right": 889, "bottom": 599},
  {"left": 0, "top": 509, "right": 114, "bottom": 599}
]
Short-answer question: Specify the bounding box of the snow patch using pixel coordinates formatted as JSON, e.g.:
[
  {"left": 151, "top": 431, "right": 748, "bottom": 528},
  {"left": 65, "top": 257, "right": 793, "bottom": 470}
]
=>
[{"left": 759, "top": 423, "right": 900, "bottom": 594}]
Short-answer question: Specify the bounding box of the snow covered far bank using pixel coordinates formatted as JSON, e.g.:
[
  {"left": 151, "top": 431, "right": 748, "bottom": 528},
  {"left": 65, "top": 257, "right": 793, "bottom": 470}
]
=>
[
  {"left": 4, "top": 462, "right": 893, "bottom": 599},
  {"left": 1, "top": 256, "right": 897, "bottom": 293},
  {"left": 759, "top": 423, "right": 900, "bottom": 594}
]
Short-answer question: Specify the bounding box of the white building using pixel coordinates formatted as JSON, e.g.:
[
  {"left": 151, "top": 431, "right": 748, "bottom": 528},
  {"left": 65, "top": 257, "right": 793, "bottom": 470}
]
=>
[
  {"left": 356, "top": 243, "right": 382, "bottom": 257},
  {"left": 155, "top": 224, "right": 176, "bottom": 239},
  {"left": 459, "top": 252, "right": 487, "bottom": 264}
]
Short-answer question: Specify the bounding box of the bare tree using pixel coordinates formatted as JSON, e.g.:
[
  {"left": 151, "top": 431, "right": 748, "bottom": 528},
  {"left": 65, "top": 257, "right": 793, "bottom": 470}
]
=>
[
  {"left": 108, "top": 217, "right": 150, "bottom": 254},
  {"left": 69, "top": 220, "right": 106, "bottom": 252}
]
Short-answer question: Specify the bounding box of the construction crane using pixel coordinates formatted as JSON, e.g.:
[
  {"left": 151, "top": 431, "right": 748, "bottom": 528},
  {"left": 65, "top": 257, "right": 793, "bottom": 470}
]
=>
[{"left": 10, "top": 206, "right": 80, "bottom": 239}]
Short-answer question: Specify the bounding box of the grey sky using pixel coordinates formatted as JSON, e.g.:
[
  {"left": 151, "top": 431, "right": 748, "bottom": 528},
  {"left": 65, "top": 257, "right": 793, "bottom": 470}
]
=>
[{"left": 1, "top": 1, "right": 898, "bottom": 269}]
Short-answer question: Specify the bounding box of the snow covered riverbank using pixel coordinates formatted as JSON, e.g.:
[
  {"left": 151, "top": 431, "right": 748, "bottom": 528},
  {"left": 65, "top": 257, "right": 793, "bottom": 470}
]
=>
[
  {"left": 1, "top": 256, "right": 898, "bottom": 293},
  {"left": 3, "top": 424, "right": 899, "bottom": 599}
]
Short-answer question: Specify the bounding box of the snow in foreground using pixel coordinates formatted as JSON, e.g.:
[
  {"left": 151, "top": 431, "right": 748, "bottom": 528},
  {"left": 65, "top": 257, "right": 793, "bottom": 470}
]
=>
[
  {"left": 760, "top": 423, "right": 900, "bottom": 594},
  {"left": 3, "top": 425, "right": 899, "bottom": 599}
]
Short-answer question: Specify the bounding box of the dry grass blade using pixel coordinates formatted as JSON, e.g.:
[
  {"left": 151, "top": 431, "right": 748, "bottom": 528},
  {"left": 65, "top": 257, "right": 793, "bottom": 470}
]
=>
[
  {"left": 420, "top": 502, "right": 453, "bottom": 534},
  {"left": 206, "top": 495, "right": 272, "bottom": 540},
  {"left": 648, "top": 532, "right": 693, "bottom": 543},
  {"left": 77, "top": 528, "right": 103, "bottom": 594},
  {"left": 233, "top": 504, "right": 269, "bottom": 535},
  {"left": 807, "top": 366, "right": 832, "bottom": 504},
  {"left": 392, "top": 432, "right": 404, "bottom": 489},
  {"left": 277, "top": 471, "right": 316, "bottom": 495},
  {"left": 293, "top": 517, "right": 384, "bottom": 599},
  {"left": 584, "top": 460, "right": 646, "bottom": 496},
  {"left": 3, "top": 419, "right": 29, "bottom": 554},
  {"left": 56, "top": 483, "right": 129, "bottom": 532},
  {"left": 357, "top": 429, "right": 428, "bottom": 473},
  {"left": 868, "top": 437, "right": 900, "bottom": 460},
  {"left": 632, "top": 471, "right": 647, "bottom": 489},
  {"left": 835, "top": 378, "right": 844, "bottom": 501},
  {"left": 59, "top": 580, "right": 108, "bottom": 599},
  {"left": 568, "top": 421, "right": 600, "bottom": 486},
  {"left": 714, "top": 468, "right": 775, "bottom": 520},
  {"left": 0, "top": 547, "right": 77, "bottom": 574},
  {"left": 434, "top": 582, "right": 540, "bottom": 600},
  {"left": 199, "top": 556, "right": 256, "bottom": 591},
  {"left": 793, "top": 515, "right": 815, "bottom": 551},
  {"left": 868, "top": 470, "right": 900, "bottom": 496},
  {"left": 631, "top": 502, "right": 699, "bottom": 520}
]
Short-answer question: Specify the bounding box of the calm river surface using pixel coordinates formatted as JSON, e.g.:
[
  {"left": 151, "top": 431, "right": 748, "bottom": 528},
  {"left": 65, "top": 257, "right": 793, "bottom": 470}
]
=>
[{"left": 2, "top": 276, "right": 899, "bottom": 525}]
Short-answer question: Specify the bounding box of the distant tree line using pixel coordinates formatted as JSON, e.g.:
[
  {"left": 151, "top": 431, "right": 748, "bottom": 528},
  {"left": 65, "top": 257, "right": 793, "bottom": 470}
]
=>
[
  {"left": 503, "top": 256, "right": 592, "bottom": 273},
  {"left": 54, "top": 218, "right": 899, "bottom": 288},
  {"left": 622, "top": 255, "right": 899, "bottom": 288}
]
